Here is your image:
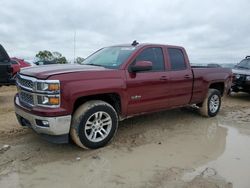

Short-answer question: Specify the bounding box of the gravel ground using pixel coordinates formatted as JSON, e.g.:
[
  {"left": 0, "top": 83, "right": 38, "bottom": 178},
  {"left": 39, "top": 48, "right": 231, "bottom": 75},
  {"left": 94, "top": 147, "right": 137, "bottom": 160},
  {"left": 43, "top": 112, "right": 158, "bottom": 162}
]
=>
[{"left": 0, "top": 86, "right": 249, "bottom": 188}]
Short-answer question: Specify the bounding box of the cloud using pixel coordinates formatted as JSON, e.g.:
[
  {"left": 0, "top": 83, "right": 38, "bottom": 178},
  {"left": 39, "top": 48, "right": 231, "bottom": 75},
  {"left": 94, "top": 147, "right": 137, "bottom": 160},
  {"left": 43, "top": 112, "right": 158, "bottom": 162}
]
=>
[{"left": 0, "top": 0, "right": 249, "bottom": 63}]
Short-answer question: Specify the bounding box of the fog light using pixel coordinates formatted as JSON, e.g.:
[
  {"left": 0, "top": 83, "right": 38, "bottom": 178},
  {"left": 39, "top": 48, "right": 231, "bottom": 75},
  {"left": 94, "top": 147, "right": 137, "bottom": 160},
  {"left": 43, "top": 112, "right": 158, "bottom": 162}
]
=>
[
  {"left": 42, "top": 120, "right": 49, "bottom": 126},
  {"left": 36, "top": 119, "right": 50, "bottom": 127}
]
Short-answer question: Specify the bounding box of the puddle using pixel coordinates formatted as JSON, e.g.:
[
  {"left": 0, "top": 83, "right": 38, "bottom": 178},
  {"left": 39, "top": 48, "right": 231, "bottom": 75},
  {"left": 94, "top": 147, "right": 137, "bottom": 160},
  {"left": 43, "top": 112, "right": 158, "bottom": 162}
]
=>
[
  {"left": 0, "top": 110, "right": 250, "bottom": 187},
  {"left": 183, "top": 124, "right": 250, "bottom": 188},
  {"left": 0, "top": 171, "right": 21, "bottom": 188}
]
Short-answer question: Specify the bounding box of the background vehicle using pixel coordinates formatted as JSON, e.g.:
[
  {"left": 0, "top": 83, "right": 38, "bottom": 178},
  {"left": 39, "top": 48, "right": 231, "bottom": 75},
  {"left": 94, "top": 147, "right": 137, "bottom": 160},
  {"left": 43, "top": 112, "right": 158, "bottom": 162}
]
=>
[
  {"left": 10, "top": 57, "right": 31, "bottom": 79},
  {"left": 232, "top": 56, "right": 250, "bottom": 93},
  {"left": 14, "top": 43, "right": 232, "bottom": 149},
  {"left": 220, "top": 63, "right": 235, "bottom": 69},
  {"left": 34, "top": 60, "right": 57, "bottom": 65},
  {"left": 0, "top": 44, "right": 14, "bottom": 86},
  {"left": 191, "top": 63, "right": 235, "bottom": 69},
  {"left": 191, "top": 63, "right": 222, "bottom": 68}
]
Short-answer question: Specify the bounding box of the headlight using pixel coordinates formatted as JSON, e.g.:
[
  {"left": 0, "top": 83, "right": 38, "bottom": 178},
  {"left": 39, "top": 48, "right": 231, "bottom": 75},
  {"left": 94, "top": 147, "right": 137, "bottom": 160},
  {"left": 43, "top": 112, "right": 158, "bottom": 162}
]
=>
[
  {"left": 36, "top": 81, "right": 60, "bottom": 92},
  {"left": 37, "top": 95, "right": 60, "bottom": 106},
  {"left": 235, "top": 74, "right": 241, "bottom": 79},
  {"left": 36, "top": 80, "right": 60, "bottom": 107},
  {"left": 246, "top": 76, "right": 250, "bottom": 81}
]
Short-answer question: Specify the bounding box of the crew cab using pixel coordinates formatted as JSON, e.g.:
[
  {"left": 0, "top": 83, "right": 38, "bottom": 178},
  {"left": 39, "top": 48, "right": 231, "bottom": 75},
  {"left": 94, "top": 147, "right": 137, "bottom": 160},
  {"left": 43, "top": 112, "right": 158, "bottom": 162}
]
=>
[
  {"left": 14, "top": 43, "right": 232, "bottom": 149},
  {"left": 232, "top": 56, "right": 250, "bottom": 93},
  {"left": 0, "top": 44, "right": 14, "bottom": 86}
]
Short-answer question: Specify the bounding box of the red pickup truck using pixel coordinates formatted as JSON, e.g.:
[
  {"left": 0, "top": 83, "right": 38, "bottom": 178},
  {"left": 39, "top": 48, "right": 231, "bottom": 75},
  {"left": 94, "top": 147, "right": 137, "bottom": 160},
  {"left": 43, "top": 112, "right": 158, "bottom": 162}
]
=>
[
  {"left": 14, "top": 43, "right": 232, "bottom": 149},
  {"left": 10, "top": 57, "right": 31, "bottom": 79}
]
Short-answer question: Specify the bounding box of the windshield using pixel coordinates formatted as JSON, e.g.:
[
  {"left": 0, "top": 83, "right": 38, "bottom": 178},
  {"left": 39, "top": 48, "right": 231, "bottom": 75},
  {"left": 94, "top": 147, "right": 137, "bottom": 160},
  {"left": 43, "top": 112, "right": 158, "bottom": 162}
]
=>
[
  {"left": 236, "top": 59, "right": 250, "bottom": 69},
  {"left": 82, "top": 46, "right": 136, "bottom": 69}
]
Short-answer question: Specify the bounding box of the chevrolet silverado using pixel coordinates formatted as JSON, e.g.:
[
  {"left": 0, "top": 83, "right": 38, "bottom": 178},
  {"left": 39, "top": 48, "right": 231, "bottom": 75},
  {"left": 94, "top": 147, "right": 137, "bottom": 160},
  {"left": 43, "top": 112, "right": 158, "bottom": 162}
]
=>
[{"left": 14, "top": 42, "right": 232, "bottom": 149}]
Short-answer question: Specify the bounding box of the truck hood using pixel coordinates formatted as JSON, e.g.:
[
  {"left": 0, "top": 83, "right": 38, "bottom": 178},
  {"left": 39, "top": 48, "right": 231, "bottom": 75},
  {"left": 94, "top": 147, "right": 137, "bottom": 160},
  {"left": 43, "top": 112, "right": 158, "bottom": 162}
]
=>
[
  {"left": 232, "top": 68, "right": 250, "bottom": 76},
  {"left": 20, "top": 64, "right": 108, "bottom": 79}
]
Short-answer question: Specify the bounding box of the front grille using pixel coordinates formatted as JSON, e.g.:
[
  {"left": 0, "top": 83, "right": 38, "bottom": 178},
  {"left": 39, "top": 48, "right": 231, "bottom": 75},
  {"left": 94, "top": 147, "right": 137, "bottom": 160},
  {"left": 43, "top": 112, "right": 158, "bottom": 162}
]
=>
[
  {"left": 19, "top": 92, "right": 34, "bottom": 106},
  {"left": 16, "top": 74, "right": 60, "bottom": 108},
  {"left": 17, "top": 75, "right": 34, "bottom": 90}
]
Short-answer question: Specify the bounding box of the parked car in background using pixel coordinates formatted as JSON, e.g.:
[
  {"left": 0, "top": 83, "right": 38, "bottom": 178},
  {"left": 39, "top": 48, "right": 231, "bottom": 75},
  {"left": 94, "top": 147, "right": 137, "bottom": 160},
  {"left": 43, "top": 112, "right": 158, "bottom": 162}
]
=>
[
  {"left": 11, "top": 57, "right": 31, "bottom": 79},
  {"left": 34, "top": 60, "right": 57, "bottom": 65},
  {"left": 0, "top": 44, "right": 14, "bottom": 86},
  {"left": 191, "top": 63, "right": 222, "bottom": 68},
  {"left": 232, "top": 56, "right": 250, "bottom": 93},
  {"left": 191, "top": 63, "right": 236, "bottom": 69},
  {"left": 15, "top": 42, "right": 232, "bottom": 149},
  {"left": 207, "top": 63, "right": 222, "bottom": 68},
  {"left": 220, "top": 63, "right": 235, "bottom": 69}
]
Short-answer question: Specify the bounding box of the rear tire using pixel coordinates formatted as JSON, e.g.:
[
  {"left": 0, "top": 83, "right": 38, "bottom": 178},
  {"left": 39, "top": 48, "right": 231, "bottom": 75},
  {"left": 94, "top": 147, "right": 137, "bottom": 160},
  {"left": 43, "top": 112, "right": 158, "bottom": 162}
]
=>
[
  {"left": 199, "top": 89, "right": 221, "bottom": 117},
  {"left": 70, "top": 100, "right": 118, "bottom": 149}
]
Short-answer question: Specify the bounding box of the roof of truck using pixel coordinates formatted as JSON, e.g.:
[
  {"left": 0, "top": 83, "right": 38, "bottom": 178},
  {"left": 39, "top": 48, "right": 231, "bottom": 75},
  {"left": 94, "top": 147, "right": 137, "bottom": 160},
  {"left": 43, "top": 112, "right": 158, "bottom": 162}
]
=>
[{"left": 109, "top": 42, "right": 184, "bottom": 49}]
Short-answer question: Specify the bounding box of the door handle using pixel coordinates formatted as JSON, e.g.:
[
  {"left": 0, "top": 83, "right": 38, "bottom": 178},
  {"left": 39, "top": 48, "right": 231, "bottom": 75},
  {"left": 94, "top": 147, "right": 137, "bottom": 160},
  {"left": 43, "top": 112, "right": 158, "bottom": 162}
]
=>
[
  {"left": 184, "top": 75, "right": 191, "bottom": 79},
  {"left": 160, "top": 76, "right": 168, "bottom": 81}
]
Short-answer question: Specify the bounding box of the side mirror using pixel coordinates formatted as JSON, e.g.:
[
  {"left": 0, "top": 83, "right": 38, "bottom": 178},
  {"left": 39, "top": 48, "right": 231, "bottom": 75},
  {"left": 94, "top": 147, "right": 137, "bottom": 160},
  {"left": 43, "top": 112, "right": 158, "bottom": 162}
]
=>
[{"left": 129, "top": 61, "right": 153, "bottom": 72}]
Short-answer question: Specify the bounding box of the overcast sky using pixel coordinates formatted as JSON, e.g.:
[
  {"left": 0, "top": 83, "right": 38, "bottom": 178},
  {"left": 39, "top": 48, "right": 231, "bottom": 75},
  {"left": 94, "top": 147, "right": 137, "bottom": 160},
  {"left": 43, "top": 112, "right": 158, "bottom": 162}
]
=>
[{"left": 0, "top": 0, "right": 249, "bottom": 64}]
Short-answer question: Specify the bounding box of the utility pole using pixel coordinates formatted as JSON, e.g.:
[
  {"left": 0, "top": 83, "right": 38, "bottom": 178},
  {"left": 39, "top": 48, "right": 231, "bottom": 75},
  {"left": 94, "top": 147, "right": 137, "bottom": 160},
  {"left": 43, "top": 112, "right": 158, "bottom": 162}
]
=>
[{"left": 73, "top": 31, "right": 76, "bottom": 64}]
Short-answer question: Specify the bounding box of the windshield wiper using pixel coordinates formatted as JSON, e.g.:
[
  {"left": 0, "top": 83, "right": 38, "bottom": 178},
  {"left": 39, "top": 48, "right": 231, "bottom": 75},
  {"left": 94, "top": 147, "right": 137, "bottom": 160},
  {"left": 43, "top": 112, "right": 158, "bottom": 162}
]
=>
[{"left": 84, "top": 63, "right": 104, "bottom": 67}]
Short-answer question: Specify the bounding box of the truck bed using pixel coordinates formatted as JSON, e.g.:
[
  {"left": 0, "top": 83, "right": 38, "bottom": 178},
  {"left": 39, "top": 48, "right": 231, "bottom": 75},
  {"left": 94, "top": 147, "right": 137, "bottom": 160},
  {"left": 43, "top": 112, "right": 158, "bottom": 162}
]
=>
[{"left": 190, "top": 67, "right": 232, "bottom": 104}]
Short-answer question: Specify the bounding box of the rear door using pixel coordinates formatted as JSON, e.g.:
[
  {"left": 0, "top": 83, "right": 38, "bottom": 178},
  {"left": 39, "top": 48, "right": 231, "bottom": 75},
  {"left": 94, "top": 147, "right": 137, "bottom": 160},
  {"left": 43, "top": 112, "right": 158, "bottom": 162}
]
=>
[
  {"left": 167, "top": 48, "right": 193, "bottom": 107},
  {"left": 0, "top": 45, "right": 12, "bottom": 85}
]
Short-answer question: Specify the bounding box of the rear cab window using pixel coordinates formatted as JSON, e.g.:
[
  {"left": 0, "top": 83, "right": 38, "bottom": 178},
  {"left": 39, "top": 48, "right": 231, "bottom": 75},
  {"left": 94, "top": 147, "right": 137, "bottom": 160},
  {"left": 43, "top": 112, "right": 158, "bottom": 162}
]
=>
[{"left": 168, "top": 48, "right": 186, "bottom": 71}]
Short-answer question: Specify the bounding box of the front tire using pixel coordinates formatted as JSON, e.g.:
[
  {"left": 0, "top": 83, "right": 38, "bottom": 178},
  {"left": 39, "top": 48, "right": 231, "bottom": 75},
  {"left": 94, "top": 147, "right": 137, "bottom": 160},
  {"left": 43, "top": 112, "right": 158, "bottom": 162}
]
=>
[
  {"left": 199, "top": 89, "right": 221, "bottom": 117},
  {"left": 70, "top": 100, "right": 118, "bottom": 149}
]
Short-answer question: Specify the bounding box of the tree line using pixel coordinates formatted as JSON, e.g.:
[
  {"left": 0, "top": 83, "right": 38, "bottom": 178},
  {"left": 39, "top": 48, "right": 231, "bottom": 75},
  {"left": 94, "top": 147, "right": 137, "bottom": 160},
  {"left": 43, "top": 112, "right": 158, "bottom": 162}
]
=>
[{"left": 35, "top": 50, "right": 84, "bottom": 64}]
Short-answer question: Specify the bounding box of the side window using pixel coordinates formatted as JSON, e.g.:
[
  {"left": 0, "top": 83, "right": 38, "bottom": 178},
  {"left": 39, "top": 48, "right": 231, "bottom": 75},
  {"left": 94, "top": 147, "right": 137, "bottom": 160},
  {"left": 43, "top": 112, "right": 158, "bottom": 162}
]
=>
[
  {"left": 168, "top": 48, "right": 186, "bottom": 70},
  {"left": 136, "top": 47, "right": 165, "bottom": 71}
]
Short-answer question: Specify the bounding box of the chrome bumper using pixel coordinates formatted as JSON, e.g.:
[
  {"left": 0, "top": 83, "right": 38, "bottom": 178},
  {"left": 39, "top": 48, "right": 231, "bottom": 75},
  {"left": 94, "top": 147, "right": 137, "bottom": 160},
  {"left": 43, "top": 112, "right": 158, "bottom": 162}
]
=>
[{"left": 15, "top": 99, "right": 71, "bottom": 136}]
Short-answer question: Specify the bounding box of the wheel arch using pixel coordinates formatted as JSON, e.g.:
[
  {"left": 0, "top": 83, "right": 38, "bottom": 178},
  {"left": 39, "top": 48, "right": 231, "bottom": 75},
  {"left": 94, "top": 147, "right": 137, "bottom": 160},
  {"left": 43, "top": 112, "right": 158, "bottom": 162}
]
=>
[
  {"left": 73, "top": 93, "right": 122, "bottom": 118},
  {"left": 209, "top": 82, "right": 225, "bottom": 96}
]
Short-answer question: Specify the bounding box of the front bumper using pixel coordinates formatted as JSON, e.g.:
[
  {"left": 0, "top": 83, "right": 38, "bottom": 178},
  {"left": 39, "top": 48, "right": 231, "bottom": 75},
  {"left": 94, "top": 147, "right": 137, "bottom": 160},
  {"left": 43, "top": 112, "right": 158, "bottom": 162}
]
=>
[
  {"left": 15, "top": 97, "right": 72, "bottom": 143},
  {"left": 232, "top": 81, "right": 250, "bottom": 92}
]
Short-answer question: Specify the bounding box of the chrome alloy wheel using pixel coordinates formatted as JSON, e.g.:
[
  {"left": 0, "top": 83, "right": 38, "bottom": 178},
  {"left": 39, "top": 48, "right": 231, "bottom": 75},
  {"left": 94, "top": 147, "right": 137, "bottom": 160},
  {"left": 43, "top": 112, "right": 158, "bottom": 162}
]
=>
[
  {"left": 209, "top": 95, "right": 220, "bottom": 113},
  {"left": 84, "top": 111, "right": 112, "bottom": 142}
]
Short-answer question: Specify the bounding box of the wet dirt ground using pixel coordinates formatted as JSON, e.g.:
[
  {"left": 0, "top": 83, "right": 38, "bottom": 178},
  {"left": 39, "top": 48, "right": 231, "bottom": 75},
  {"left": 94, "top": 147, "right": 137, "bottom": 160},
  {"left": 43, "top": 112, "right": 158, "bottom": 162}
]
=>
[{"left": 0, "top": 86, "right": 249, "bottom": 188}]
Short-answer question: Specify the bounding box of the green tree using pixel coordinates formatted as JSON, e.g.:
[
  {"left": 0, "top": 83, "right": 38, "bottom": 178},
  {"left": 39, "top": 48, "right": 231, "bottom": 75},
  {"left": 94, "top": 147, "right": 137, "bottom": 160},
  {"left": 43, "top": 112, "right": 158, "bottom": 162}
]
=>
[
  {"left": 35, "top": 50, "right": 68, "bottom": 64},
  {"left": 35, "top": 50, "right": 54, "bottom": 61},
  {"left": 52, "top": 52, "right": 68, "bottom": 64},
  {"left": 75, "top": 57, "right": 85, "bottom": 64},
  {"left": 56, "top": 56, "right": 67, "bottom": 64}
]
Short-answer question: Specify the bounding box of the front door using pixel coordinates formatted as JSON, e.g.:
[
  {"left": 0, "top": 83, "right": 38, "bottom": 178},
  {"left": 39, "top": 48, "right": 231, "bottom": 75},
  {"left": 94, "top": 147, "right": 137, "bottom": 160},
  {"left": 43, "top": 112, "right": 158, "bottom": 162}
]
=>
[{"left": 126, "top": 47, "right": 170, "bottom": 115}]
